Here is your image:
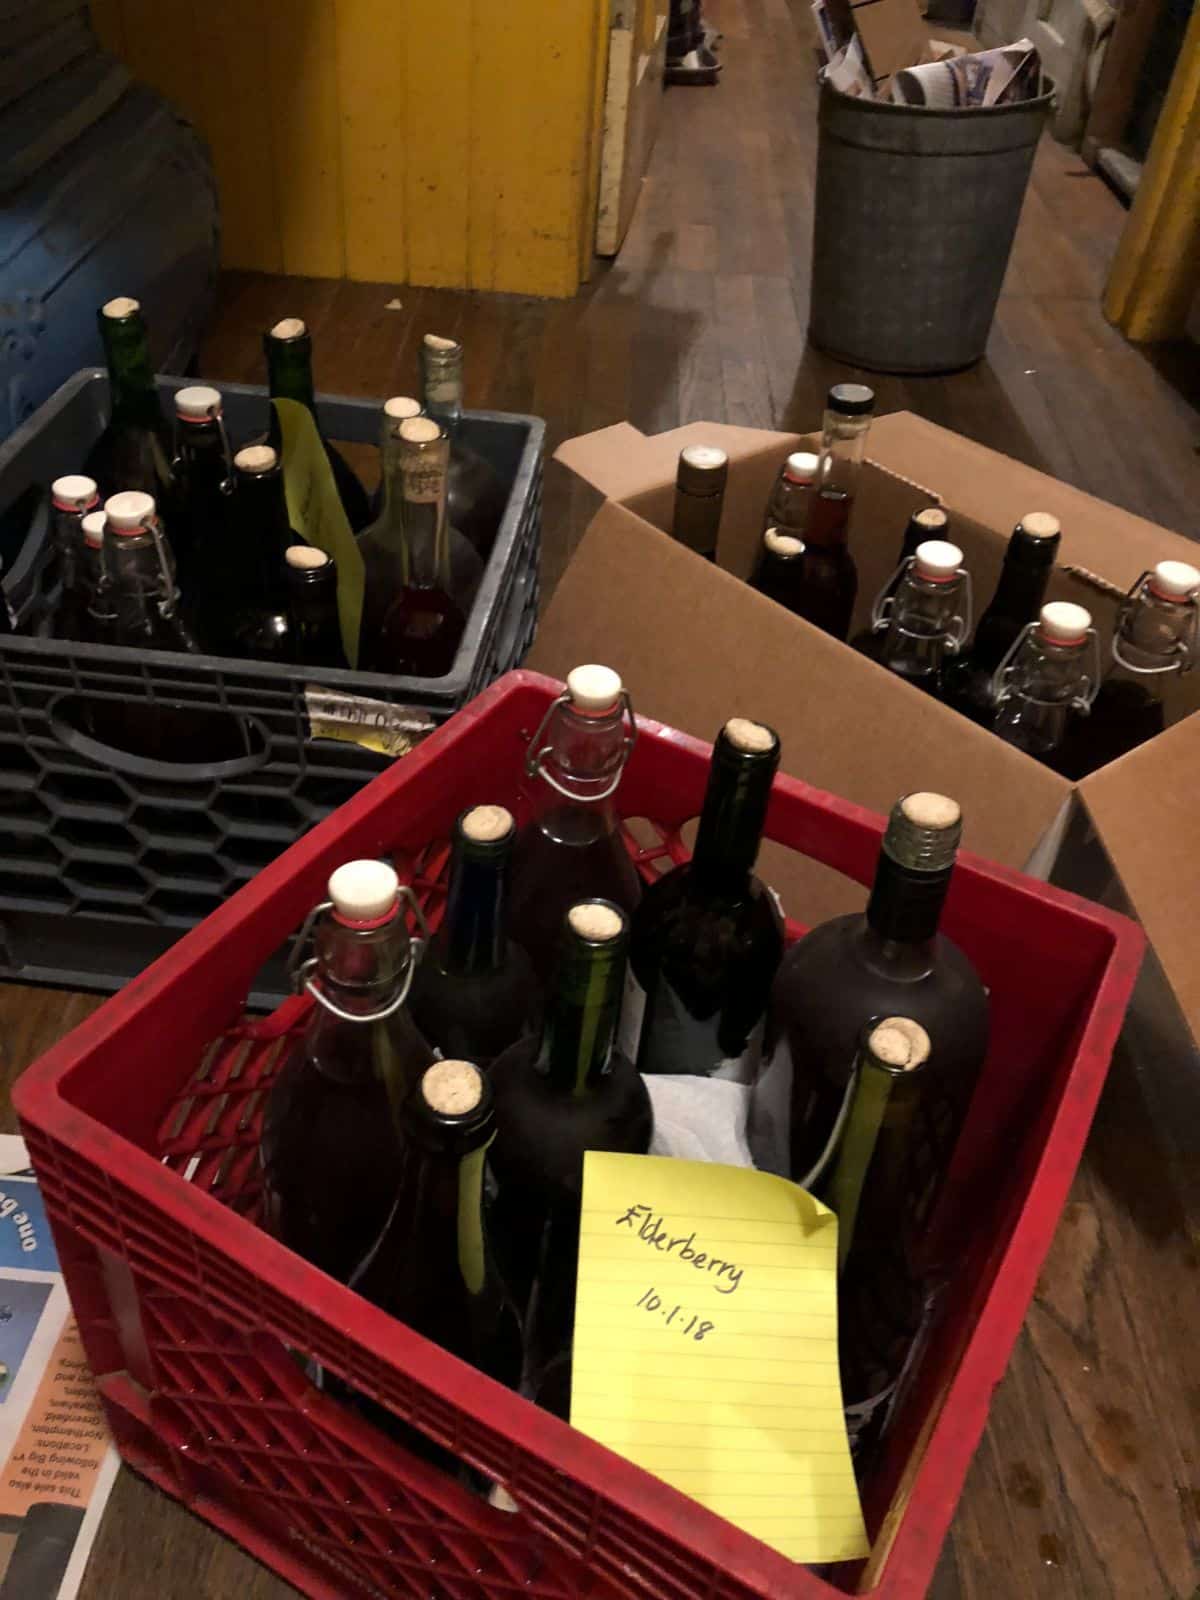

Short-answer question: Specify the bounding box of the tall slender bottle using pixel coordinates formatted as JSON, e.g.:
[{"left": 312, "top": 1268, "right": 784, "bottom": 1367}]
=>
[
  {"left": 854, "top": 539, "right": 971, "bottom": 698},
  {"left": 420, "top": 334, "right": 509, "bottom": 556},
  {"left": 367, "top": 395, "right": 422, "bottom": 516},
  {"left": 58, "top": 509, "right": 108, "bottom": 642},
  {"left": 749, "top": 527, "right": 807, "bottom": 614},
  {"left": 218, "top": 444, "right": 300, "bottom": 660},
  {"left": 97, "top": 492, "right": 196, "bottom": 652},
  {"left": 490, "top": 901, "right": 653, "bottom": 1414},
  {"left": 671, "top": 445, "right": 728, "bottom": 561},
  {"left": 624, "top": 719, "right": 784, "bottom": 1080},
  {"left": 83, "top": 297, "right": 175, "bottom": 512},
  {"left": 48, "top": 474, "right": 99, "bottom": 620},
  {"left": 284, "top": 546, "right": 346, "bottom": 668},
  {"left": 991, "top": 602, "right": 1098, "bottom": 770},
  {"left": 762, "top": 450, "right": 818, "bottom": 536},
  {"left": 1057, "top": 561, "right": 1199, "bottom": 778},
  {"left": 264, "top": 318, "right": 371, "bottom": 532},
  {"left": 944, "top": 513, "right": 1061, "bottom": 724},
  {"left": 508, "top": 665, "right": 642, "bottom": 981},
  {"left": 171, "top": 383, "right": 233, "bottom": 591},
  {"left": 797, "top": 383, "right": 874, "bottom": 640},
  {"left": 260, "top": 860, "right": 433, "bottom": 1284},
  {"left": 753, "top": 792, "right": 989, "bottom": 1185},
  {"left": 878, "top": 506, "right": 949, "bottom": 612},
  {"left": 409, "top": 806, "right": 540, "bottom": 1068}
]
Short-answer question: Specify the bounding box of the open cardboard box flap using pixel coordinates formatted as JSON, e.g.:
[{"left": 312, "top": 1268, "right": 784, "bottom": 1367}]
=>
[{"left": 543, "top": 413, "right": 1200, "bottom": 1038}]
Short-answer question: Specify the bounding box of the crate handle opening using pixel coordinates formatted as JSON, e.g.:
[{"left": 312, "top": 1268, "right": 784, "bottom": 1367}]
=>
[{"left": 47, "top": 693, "right": 271, "bottom": 783}]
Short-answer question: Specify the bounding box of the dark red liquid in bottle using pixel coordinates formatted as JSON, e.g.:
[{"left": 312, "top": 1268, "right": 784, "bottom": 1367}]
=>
[
  {"left": 369, "top": 583, "right": 464, "bottom": 678},
  {"left": 798, "top": 489, "right": 857, "bottom": 641}
]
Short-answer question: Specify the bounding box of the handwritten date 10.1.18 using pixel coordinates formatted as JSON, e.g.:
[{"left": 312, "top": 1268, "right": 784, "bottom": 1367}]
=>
[{"left": 636, "top": 1286, "right": 715, "bottom": 1340}]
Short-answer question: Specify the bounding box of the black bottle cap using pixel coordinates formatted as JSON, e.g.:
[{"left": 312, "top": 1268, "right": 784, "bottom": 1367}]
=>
[{"left": 828, "top": 383, "right": 875, "bottom": 417}]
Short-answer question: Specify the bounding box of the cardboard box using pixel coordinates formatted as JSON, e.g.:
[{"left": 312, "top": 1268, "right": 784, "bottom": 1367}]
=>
[{"left": 530, "top": 413, "right": 1200, "bottom": 1040}]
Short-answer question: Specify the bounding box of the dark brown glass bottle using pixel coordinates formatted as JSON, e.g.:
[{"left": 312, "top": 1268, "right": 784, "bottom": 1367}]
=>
[
  {"left": 853, "top": 539, "right": 970, "bottom": 698},
  {"left": 83, "top": 297, "right": 176, "bottom": 515},
  {"left": 421, "top": 334, "right": 509, "bottom": 557},
  {"left": 170, "top": 383, "right": 234, "bottom": 594},
  {"left": 260, "top": 860, "right": 432, "bottom": 1283},
  {"left": 624, "top": 718, "right": 784, "bottom": 1080},
  {"left": 220, "top": 445, "right": 301, "bottom": 661},
  {"left": 869, "top": 505, "right": 948, "bottom": 621},
  {"left": 752, "top": 792, "right": 989, "bottom": 1187},
  {"left": 671, "top": 444, "right": 728, "bottom": 561},
  {"left": 490, "top": 901, "right": 653, "bottom": 1415},
  {"left": 284, "top": 546, "right": 347, "bottom": 668},
  {"left": 796, "top": 383, "right": 874, "bottom": 641},
  {"left": 508, "top": 665, "right": 642, "bottom": 983},
  {"left": 264, "top": 317, "right": 371, "bottom": 532},
  {"left": 749, "top": 526, "right": 807, "bottom": 614},
  {"left": 409, "top": 806, "right": 540, "bottom": 1069}
]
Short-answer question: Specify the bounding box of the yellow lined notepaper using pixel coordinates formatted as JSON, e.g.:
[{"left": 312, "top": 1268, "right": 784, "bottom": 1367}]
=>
[{"left": 571, "top": 1152, "right": 868, "bottom": 1565}]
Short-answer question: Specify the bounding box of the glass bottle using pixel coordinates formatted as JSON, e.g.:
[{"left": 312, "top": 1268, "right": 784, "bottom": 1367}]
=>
[
  {"left": 260, "top": 859, "right": 433, "bottom": 1284},
  {"left": 420, "top": 333, "right": 509, "bottom": 557},
  {"left": 284, "top": 546, "right": 346, "bottom": 668},
  {"left": 58, "top": 509, "right": 109, "bottom": 642},
  {"left": 409, "top": 806, "right": 540, "bottom": 1069},
  {"left": 508, "top": 664, "right": 642, "bottom": 982},
  {"left": 624, "top": 718, "right": 784, "bottom": 1081},
  {"left": 264, "top": 317, "right": 371, "bottom": 532},
  {"left": 798, "top": 383, "right": 874, "bottom": 641},
  {"left": 752, "top": 792, "right": 989, "bottom": 1185},
  {"left": 170, "top": 383, "right": 233, "bottom": 593},
  {"left": 671, "top": 444, "right": 728, "bottom": 561},
  {"left": 218, "top": 444, "right": 300, "bottom": 660},
  {"left": 991, "top": 602, "right": 1099, "bottom": 771},
  {"left": 854, "top": 539, "right": 971, "bottom": 698},
  {"left": 48, "top": 474, "right": 99, "bottom": 624},
  {"left": 367, "top": 395, "right": 423, "bottom": 516},
  {"left": 749, "top": 526, "right": 807, "bottom": 614},
  {"left": 944, "top": 513, "right": 1061, "bottom": 725},
  {"left": 490, "top": 900, "right": 653, "bottom": 1414},
  {"left": 876, "top": 505, "right": 948, "bottom": 615},
  {"left": 83, "top": 297, "right": 176, "bottom": 513},
  {"left": 357, "top": 417, "right": 480, "bottom": 677},
  {"left": 762, "top": 449, "right": 818, "bottom": 536},
  {"left": 1056, "top": 561, "right": 1199, "bottom": 779},
  {"left": 96, "top": 491, "right": 197, "bottom": 653}
]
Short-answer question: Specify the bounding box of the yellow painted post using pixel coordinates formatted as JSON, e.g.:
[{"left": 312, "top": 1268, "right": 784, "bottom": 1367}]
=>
[{"left": 1104, "top": 3, "right": 1200, "bottom": 342}]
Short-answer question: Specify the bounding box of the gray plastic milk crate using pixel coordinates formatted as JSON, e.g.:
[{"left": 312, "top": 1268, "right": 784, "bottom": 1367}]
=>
[{"left": 0, "top": 371, "right": 544, "bottom": 1002}]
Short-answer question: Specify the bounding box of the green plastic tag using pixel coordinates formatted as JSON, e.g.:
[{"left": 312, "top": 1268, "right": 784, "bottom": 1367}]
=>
[{"left": 273, "top": 398, "right": 364, "bottom": 667}]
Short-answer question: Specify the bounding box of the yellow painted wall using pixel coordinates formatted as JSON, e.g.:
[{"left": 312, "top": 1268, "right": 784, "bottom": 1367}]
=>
[{"left": 89, "top": 0, "right": 608, "bottom": 297}]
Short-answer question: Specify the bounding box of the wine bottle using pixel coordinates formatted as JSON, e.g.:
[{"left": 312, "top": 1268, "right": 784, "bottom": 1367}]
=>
[
  {"left": 854, "top": 539, "right": 970, "bottom": 698},
  {"left": 170, "top": 383, "right": 233, "bottom": 591},
  {"left": 1056, "top": 561, "right": 1199, "bottom": 779},
  {"left": 762, "top": 449, "right": 817, "bottom": 536},
  {"left": 671, "top": 444, "right": 729, "bottom": 561},
  {"left": 48, "top": 474, "right": 99, "bottom": 621},
  {"left": 753, "top": 792, "right": 989, "bottom": 1186},
  {"left": 264, "top": 318, "right": 371, "bottom": 532},
  {"left": 366, "top": 395, "right": 423, "bottom": 517},
  {"left": 944, "top": 513, "right": 1061, "bottom": 725},
  {"left": 991, "top": 602, "right": 1097, "bottom": 770},
  {"left": 59, "top": 509, "right": 108, "bottom": 642},
  {"left": 624, "top": 718, "right": 784, "bottom": 1081},
  {"left": 97, "top": 491, "right": 197, "bottom": 652},
  {"left": 217, "top": 444, "right": 300, "bottom": 661},
  {"left": 877, "top": 506, "right": 948, "bottom": 613},
  {"left": 420, "top": 334, "right": 509, "bottom": 557},
  {"left": 798, "top": 383, "right": 874, "bottom": 641},
  {"left": 260, "top": 859, "right": 433, "bottom": 1283},
  {"left": 83, "top": 297, "right": 176, "bottom": 513},
  {"left": 490, "top": 900, "right": 653, "bottom": 1414},
  {"left": 284, "top": 546, "right": 346, "bottom": 668},
  {"left": 507, "top": 664, "right": 642, "bottom": 982},
  {"left": 408, "top": 805, "right": 540, "bottom": 1069},
  {"left": 749, "top": 526, "right": 807, "bottom": 615}
]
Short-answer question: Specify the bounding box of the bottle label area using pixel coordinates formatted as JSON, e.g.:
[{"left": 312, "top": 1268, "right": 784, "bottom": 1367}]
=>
[{"left": 618, "top": 967, "right": 647, "bottom": 1063}]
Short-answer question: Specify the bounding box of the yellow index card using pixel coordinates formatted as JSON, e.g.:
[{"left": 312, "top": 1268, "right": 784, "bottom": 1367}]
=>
[{"left": 571, "top": 1151, "right": 868, "bottom": 1566}]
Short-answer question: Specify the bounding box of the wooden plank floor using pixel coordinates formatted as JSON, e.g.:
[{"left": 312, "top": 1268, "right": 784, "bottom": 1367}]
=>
[{"left": 4, "top": 0, "right": 1199, "bottom": 1596}]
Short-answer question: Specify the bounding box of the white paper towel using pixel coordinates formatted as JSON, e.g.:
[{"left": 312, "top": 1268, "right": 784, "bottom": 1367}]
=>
[{"left": 645, "top": 1075, "right": 755, "bottom": 1167}]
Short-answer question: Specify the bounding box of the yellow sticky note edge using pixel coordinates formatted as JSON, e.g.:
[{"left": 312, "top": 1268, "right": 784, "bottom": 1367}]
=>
[
  {"left": 571, "top": 1152, "right": 868, "bottom": 1566},
  {"left": 274, "top": 398, "right": 366, "bottom": 668}
]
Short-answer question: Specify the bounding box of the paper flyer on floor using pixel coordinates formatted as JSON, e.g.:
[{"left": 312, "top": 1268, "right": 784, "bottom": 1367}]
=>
[{"left": 0, "top": 1135, "right": 118, "bottom": 1598}]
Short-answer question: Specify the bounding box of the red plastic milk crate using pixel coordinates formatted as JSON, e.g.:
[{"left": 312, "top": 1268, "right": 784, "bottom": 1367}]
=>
[{"left": 13, "top": 671, "right": 1142, "bottom": 1600}]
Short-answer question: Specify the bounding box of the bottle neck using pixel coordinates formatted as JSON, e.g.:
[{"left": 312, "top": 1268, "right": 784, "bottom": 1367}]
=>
[
  {"left": 421, "top": 349, "right": 463, "bottom": 438},
  {"left": 400, "top": 437, "right": 452, "bottom": 590},
  {"left": 881, "top": 571, "right": 964, "bottom": 678},
  {"left": 102, "top": 315, "right": 159, "bottom": 422},
  {"left": 537, "top": 936, "right": 625, "bottom": 1095},
  {"left": 238, "top": 469, "right": 295, "bottom": 574},
  {"left": 866, "top": 850, "right": 951, "bottom": 950},
  {"left": 374, "top": 431, "right": 407, "bottom": 548},
  {"left": 533, "top": 701, "right": 630, "bottom": 813},
  {"left": 437, "top": 848, "right": 509, "bottom": 973},
  {"left": 812, "top": 409, "right": 870, "bottom": 531},
  {"left": 392, "top": 1116, "right": 492, "bottom": 1299},
  {"left": 972, "top": 554, "right": 1054, "bottom": 670},
  {"left": 177, "top": 419, "right": 226, "bottom": 472},
  {"left": 1112, "top": 586, "right": 1195, "bottom": 680},
  {"left": 692, "top": 741, "right": 776, "bottom": 890},
  {"left": 287, "top": 563, "right": 338, "bottom": 622},
  {"left": 266, "top": 337, "right": 317, "bottom": 413},
  {"left": 313, "top": 914, "right": 413, "bottom": 1021}
]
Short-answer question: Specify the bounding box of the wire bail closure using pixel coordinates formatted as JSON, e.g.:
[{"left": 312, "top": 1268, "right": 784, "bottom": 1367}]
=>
[
  {"left": 287, "top": 887, "right": 430, "bottom": 1024},
  {"left": 1111, "top": 570, "right": 1198, "bottom": 677},
  {"left": 869, "top": 558, "right": 972, "bottom": 653},
  {"left": 523, "top": 687, "right": 638, "bottom": 803},
  {"left": 990, "top": 621, "right": 1102, "bottom": 715}
]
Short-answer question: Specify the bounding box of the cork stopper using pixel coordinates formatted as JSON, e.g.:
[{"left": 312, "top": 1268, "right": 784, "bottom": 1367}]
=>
[
  {"left": 900, "top": 792, "right": 960, "bottom": 831},
  {"left": 285, "top": 545, "right": 329, "bottom": 570},
  {"left": 1019, "top": 512, "right": 1060, "bottom": 540},
  {"left": 913, "top": 540, "right": 963, "bottom": 582},
  {"left": 724, "top": 717, "right": 776, "bottom": 754},
  {"left": 568, "top": 901, "right": 624, "bottom": 942},
  {"left": 423, "top": 333, "right": 459, "bottom": 353},
  {"left": 81, "top": 511, "right": 107, "bottom": 548},
  {"left": 327, "top": 859, "right": 398, "bottom": 922},
  {"left": 566, "top": 664, "right": 622, "bottom": 713},
  {"left": 680, "top": 444, "right": 728, "bottom": 477},
  {"left": 421, "top": 1059, "right": 483, "bottom": 1116},
  {"left": 104, "top": 490, "right": 156, "bottom": 533},
  {"left": 1151, "top": 560, "right": 1200, "bottom": 601},
  {"left": 175, "top": 385, "right": 222, "bottom": 420},
  {"left": 764, "top": 527, "right": 804, "bottom": 558},
  {"left": 461, "top": 804, "right": 514, "bottom": 843},
  {"left": 271, "top": 317, "right": 306, "bottom": 340},
  {"left": 399, "top": 416, "right": 442, "bottom": 444},
  {"left": 51, "top": 475, "right": 98, "bottom": 511},
  {"left": 1040, "top": 601, "right": 1091, "bottom": 645},
  {"left": 678, "top": 445, "right": 729, "bottom": 498},
  {"left": 783, "top": 451, "right": 819, "bottom": 484},
  {"left": 102, "top": 296, "right": 139, "bottom": 320},
  {"left": 384, "top": 395, "right": 422, "bottom": 421},
  {"left": 235, "top": 444, "right": 277, "bottom": 474},
  {"left": 884, "top": 792, "right": 962, "bottom": 872},
  {"left": 867, "top": 1017, "right": 931, "bottom": 1071},
  {"left": 914, "top": 507, "right": 948, "bottom": 531}
]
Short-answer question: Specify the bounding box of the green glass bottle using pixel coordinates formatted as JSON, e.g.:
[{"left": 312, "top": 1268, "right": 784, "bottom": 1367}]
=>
[
  {"left": 264, "top": 317, "right": 371, "bottom": 532},
  {"left": 84, "top": 297, "right": 176, "bottom": 512}
]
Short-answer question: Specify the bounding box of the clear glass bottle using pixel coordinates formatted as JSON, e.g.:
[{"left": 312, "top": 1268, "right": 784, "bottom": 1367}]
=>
[
  {"left": 508, "top": 665, "right": 642, "bottom": 982},
  {"left": 283, "top": 546, "right": 346, "bottom": 668},
  {"left": 409, "top": 806, "right": 540, "bottom": 1069},
  {"left": 625, "top": 718, "right": 784, "bottom": 1081},
  {"left": 420, "top": 334, "right": 509, "bottom": 557},
  {"left": 991, "top": 601, "right": 1099, "bottom": 771},
  {"left": 671, "top": 444, "right": 728, "bottom": 561},
  {"left": 83, "top": 297, "right": 176, "bottom": 513},
  {"left": 799, "top": 383, "right": 874, "bottom": 640},
  {"left": 260, "top": 859, "right": 433, "bottom": 1284},
  {"left": 944, "top": 513, "right": 1061, "bottom": 725},
  {"left": 170, "top": 383, "right": 233, "bottom": 592},
  {"left": 749, "top": 526, "right": 807, "bottom": 614},
  {"left": 753, "top": 792, "right": 989, "bottom": 1186},
  {"left": 264, "top": 317, "right": 371, "bottom": 532},
  {"left": 762, "top": 449, "right": 818, "bottom": 536},
  {"left": 366, "top": 395, "right": 422, "bottom": 516},
  {"left": 854, "top": 539, "right": 971, "bottom": 698},
  {"left": 490, "top": 900, "right": 653, "bottom": 1415},
  {"left": 48, "top": 474, "right": 99, "bottom": 627},
  {"left": 96, "top": 491, "right": 196, "bottom": 653},
  {"left": 59, "top": 508, "right": 108, "bottom": 642}
]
